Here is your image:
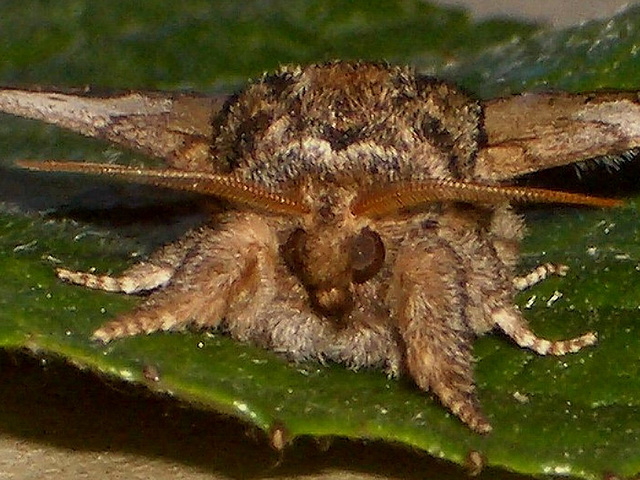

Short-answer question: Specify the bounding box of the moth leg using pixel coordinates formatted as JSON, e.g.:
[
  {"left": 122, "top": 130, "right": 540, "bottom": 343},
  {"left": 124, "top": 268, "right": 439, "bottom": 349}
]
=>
[
  {"left": 92, "top": 266, "right": 234, "bottom": 343},
  {"left": 57, "top": 263, "right": 173, "bottom": 294},
  {"left": 512, "top": 263, "right": 568, "bottom": 291},
  {"left": 56, "top": 230, "right": 201, "bottom": 294},
  {"left": 492, "top": 307, "right": 597, "bottom": 355},
  {"left": 92, "top": 214, "right": 279, "bottom": 343},
  {"left": 391, "top": 244, "right": 492, "bottom": 433}
]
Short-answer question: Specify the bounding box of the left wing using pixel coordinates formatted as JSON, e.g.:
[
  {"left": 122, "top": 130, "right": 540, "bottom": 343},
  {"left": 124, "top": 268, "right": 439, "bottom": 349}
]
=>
[
  {"left": 0, "top": 87, "right": 229, "bottom": 171},
  {"left": 477, "top": 91, "right": 640, "bottom": 181}
]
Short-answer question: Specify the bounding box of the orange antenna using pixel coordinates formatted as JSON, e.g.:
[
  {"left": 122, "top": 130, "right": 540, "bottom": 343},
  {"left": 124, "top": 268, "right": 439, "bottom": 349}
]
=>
[
  {"left": 17, "top": 160, "right": 310, "bottom": 216},
  {"left": 351, "top": 179, "right": 623, "bottom": 217}
]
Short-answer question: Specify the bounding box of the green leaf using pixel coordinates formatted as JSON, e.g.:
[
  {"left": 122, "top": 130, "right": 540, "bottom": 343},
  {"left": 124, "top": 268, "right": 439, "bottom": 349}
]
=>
[
  {"left": 1, "top": 2, "right": 640, "bottom": 479},
  {"left": 446, "top": 4, "right": 640, "bottom": 97}
]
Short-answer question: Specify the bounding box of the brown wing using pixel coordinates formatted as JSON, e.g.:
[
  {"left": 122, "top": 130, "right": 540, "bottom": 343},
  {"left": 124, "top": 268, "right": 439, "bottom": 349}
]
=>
[
  {"left": 476, "top": 91, "right": 640, "bottom": 181},
  {"left": 0, "top": 87, "right": 229, "bottom": 171}
]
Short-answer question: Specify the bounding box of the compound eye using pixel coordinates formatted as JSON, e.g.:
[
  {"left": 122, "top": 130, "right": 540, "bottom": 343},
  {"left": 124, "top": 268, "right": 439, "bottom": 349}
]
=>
[
  {"left": 281, "top": 228, "right": 307, "bottom": 277},
  {"left": 350, "top": 227, "right": 385, "bottom": 284}
]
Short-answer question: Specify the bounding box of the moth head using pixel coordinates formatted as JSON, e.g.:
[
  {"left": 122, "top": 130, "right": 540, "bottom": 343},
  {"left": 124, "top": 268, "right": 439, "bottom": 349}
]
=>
[
  {"left": 282, "top": 223, "right": 385, "bottom": 316},
  {"left": 280, "top": 188, "right": 386, "bottom": 317}
]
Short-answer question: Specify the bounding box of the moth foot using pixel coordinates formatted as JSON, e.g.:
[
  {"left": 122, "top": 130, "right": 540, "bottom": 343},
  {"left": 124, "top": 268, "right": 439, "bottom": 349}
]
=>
[
  {"left": 493, "top": 307, "right": 597, "bottom": 355},
  {"left": 56, "top": 263, "right": 173, "bottom": 294},
  {"left": 512, "top": 262, "right": 569, "bottom": 291},
  {"left": 454, "top": 402, "right": 492, "bottom": 434},
  {"left": 428, "top": 379, "right": 492, "bottom": 433},
  {"left": 92, "top": 310, "right": 181, "bottom": 343}
]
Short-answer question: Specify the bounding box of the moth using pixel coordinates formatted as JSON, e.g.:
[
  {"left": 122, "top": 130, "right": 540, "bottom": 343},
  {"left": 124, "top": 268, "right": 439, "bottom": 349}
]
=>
[{"left": 1, "top": 61, "right": 635, "bottom": 433}]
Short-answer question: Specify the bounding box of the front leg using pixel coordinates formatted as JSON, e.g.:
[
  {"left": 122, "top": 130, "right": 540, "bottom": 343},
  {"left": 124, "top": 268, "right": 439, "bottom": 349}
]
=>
[
  {"left": 390, "top": 240, "right": 491, "bottom": 433},
  {"left": 63, "top": 213, "right": 283, "bottom": 343},
  {"left": 56, "top": 229, "right": 201, "bottom": 294}
]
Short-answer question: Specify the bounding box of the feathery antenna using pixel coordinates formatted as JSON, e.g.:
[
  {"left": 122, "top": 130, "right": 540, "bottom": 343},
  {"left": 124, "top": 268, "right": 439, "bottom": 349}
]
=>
[
  {"left": 17, "top": 160, "right": 310, "bottom": 216},
  {"left": 17, "top": 161, "right": 622, "bottom": 218},
  {"left": 352, "top": 179, "right": 623, "bottom": 217}
]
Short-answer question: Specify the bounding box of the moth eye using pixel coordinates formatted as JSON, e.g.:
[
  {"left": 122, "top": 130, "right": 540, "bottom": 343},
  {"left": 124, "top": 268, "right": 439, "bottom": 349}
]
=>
[
  {"left": 350, "top": 227, "right": 385, "bottom": 284},
  {"left": 281, "top": 228, "right": 307, "bottom": 275}
]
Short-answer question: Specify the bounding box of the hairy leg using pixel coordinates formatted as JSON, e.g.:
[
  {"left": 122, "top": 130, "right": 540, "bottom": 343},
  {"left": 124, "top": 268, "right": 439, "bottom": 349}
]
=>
[
  {"left": 492, "top": 307, "right": 597, "bottom": 355},
  {"left": 86, "top": 213, "right": 282, "bottom": 342},
  {"left": 499, "top": 262, "right": 596, "bottom": 355},
  {"left": 512, "top": 262, "right": 569, "bottom": 291},
  {"left": 390, "top": 239, "right": 492, "bottom": 433},
  {"left": 56, "top": 228, "right": 203, "bottom": 293}
]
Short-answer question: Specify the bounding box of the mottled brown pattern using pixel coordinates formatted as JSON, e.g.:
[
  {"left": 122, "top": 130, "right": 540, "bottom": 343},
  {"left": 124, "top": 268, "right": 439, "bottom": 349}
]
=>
[{"left": 7, "top": 61, "right": 632, "bottom": 433}]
